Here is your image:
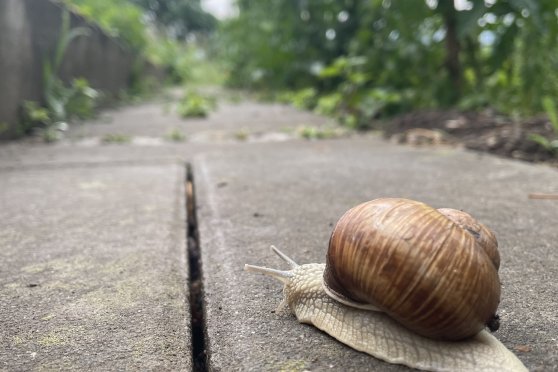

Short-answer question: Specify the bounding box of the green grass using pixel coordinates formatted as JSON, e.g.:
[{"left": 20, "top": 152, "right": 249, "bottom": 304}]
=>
[{"left": 101, "top": 133, "right": 131, "bottom": 144}]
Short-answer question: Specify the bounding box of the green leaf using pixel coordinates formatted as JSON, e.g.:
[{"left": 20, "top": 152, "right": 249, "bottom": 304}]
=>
[
  {"left": 542, "top": 96, "right": 558, "bottom": 133},
  {"left": 456, "top": 2, "right": 487, "bottom": 39},
  {"left": 528, "top": 133, "right": 551, "bottom": 149}
]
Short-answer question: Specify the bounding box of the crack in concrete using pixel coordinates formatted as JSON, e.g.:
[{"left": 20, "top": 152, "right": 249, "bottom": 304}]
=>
[{"left": 186, "top": 163, "right": 209, "bottom": 372}]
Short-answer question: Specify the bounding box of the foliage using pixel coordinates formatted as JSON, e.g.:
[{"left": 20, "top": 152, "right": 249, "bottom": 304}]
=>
[
  {"left": 64, "top": 0, "right": 222, "bottom": 93},
  {"left": 20, "top": 101, "right": 51, "bottom": 136},
  {"left": 43, "top": 76, "right": 99, "bottom": 125},
  {"left": 528, "top": 97, "right": 558, "bottom": 154},
  {"left": 177, "top": 91, "right": 216, "bottom": 118},
  {"left": 145, "top": 39, "right": 225, "bottom": 85},
  {"left": 20, "top": 10, "right": 98, "bottom": 139},
  {"left": 43, "top": 10, "right": 95, "bottom": 123},
  {"left": 542, "top": 96, "right": 558, "bottom": 133},
  {"left": 277, "top": 88, "right": 318, "bottom": 110},
  {"left": 101, "top": 133, "right": 131, "bottom": 144},
  {"left": 165, "top": 128, "right": 186, "bottom": 142},
  {"left": 218, "top": 0, "right": 558, "bottom": 125},
  {"left": 130, "top": 0, "right": 217, "bottom": 39},
  {"left": 297, "top": 125, "right": 348, "bottom": 140},
  {"left": 21, "top": 101, "right": 70, "bottom": 141},
  {"left": 64, "top": 0, "right": 148, "bottom": 49}
]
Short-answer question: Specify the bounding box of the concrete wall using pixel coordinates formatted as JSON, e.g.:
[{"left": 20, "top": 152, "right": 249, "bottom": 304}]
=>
[{"left": 0, "top": 0, "right": 146, "bottom": 139}]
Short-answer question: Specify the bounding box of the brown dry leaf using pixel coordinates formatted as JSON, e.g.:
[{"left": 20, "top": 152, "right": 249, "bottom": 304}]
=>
[{"left": 514, "top": 345, "right": 532, "bottom": 353}]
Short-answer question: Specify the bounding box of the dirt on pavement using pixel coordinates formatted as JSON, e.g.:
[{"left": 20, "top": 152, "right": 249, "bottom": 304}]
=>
[{"left": 384, "top": 109, "right": 558, "bottom": 166}]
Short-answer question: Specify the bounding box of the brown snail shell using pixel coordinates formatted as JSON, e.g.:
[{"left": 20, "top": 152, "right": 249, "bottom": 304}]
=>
[{"left": 323, "top": 198, "right": 501, "bottom": 341}]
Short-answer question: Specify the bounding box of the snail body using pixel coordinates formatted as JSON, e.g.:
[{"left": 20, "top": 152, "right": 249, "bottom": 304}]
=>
[{"left": 245, "top": 198, "right": 527, "bottom": 371}]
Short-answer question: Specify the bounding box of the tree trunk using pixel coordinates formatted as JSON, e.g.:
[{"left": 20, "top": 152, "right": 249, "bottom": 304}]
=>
[{"left": 439, "top": 3, "right": 462, "bottom": 103}]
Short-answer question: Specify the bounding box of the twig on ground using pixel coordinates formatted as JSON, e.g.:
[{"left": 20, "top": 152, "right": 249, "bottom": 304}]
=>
[{"left": 528, "top": 193, "right": 558, "bottom": 200}]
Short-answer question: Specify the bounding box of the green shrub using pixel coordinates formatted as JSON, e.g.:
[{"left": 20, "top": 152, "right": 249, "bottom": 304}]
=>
[
  {"left": 64, "top": 0, "right": 147, "bottom": 50},
  {"left": 177, "top": 92, "right": 216, "bottom": 118},
  {"left": 528, "top": 97, "right": 558, "bottom": 155}
]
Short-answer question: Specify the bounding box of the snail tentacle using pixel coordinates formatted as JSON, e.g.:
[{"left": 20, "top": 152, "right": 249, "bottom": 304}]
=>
[
  {"left": 244, "top": 264, "right": 293, "bottom": 284},
  {"left": 270, "top": 245, "right": 299, "bottom": 268},
  {"left": 243, "top": 246, "right": 298, "bottom": 283}
]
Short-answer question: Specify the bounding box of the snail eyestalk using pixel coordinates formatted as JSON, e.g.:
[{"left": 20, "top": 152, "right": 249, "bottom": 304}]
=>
[
  {"left": 244, "top": 245, "right": 299, "bottom": 284},
  {"left": 244, "top": 264, "right": 293, "bottom": 284},
  {"left": 270, "top": 245, "right": 299, "bottom": 268}
]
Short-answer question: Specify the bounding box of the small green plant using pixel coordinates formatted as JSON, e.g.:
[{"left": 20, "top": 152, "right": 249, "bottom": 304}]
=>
[
  {"left": 165, "top": 128, "right": 186, "bottom": 142},
  {"left": 20, "top": 101, "right": 51, "bottom": 136},
  {"left": 542, "top": 96, "right": 558, "bottom": 132},
  {"left": 277, "top": 88, "right": 317, "bottom": 110},
  {"left": 42, "top": 127, "right": 63, "bottom": 143},
  {"left": 297, "top": 125, "right": 347, "bottom": 140},
  {"left": 22, "top": 101, "right": 50, "bottom": 124},
  {"left": 528, "top": 97, "right": 558, "bottom": 154},
  {"left": 177, "top": 92, "right": 216, "bottom": 118},
  {"left": 234, "top": 129, "right": 249, "bottom": 141},
  {"left": 43, "top": 10, "right": 93, "bottom": 122},
  {"left": 0, "top": 122, "right": 9, "bottom": 136},
  {"left": 101, "top": 133, "right": 131, "bottom": 144},
  {"left": 65, "top": 78, "right": 99, "bottom": 118}
]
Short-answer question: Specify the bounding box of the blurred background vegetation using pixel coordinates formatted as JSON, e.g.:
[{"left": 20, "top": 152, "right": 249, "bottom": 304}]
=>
[
  {"left": 47, "top": 0, "right": 558, "bottom": 137},
  {"left": 63, "top": 0, "right": 221, "bottom": 87},
  {"left": 218, "top": 0, "right": 558, "bottom": 128}
]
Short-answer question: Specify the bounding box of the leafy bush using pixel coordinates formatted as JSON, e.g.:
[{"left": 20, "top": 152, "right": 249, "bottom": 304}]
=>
[
  {"left": 218, "top": 0, "right": 558, "bottom": 121},
  {"left": 64, "top": 0, "right": 147, "bottom": 50},
  {"left": 277, "top": 88, "right": 318, "bottom": 110}
]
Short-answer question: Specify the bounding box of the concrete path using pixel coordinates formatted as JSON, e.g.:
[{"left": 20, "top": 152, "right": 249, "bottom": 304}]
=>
[{"left": 1, "top": 90, "right": 557, "bottom": 371}]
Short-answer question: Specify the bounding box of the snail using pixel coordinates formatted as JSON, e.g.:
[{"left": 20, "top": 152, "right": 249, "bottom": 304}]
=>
[{"left": 245, "top": 198, "right": 527, "bottom": 371}]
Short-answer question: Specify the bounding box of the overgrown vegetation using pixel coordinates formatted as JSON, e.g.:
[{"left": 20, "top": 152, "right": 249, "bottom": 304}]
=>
[
  {"left": 63, "top": 0, "right": 148, "bottom": 49},
  {"left": 64, "top": 0, "right": 218, "bottom": 85},
  {"left": 218, "top": 0, "right": 558, "bottom": 131},
  {"left": 15, "top": 0, "right": 220, "bottom": 140},
  {"left": 21, "top": 10, "right": 98, "bottom": 140}
]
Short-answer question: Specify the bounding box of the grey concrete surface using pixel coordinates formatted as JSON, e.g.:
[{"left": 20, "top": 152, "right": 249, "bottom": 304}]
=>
[
  {"left": 1, "top": 90, "right": 557, "bottom": 371},
  {"left": 195, "top": 139, "right": 558, "bottom": 371},
  {"left": 63, "top": 97, "right": 337, "bottom": 142},
  {"left": 0, "top": 162, "right": 191, "bottom": 370}
]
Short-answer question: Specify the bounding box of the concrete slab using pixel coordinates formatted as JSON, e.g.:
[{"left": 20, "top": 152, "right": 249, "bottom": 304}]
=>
[
  {"left": 0, "top": 162, "right": 191, "bottom": 370},
  {"left": 195, "top": 138, "right": 558, "bottom": 371}
]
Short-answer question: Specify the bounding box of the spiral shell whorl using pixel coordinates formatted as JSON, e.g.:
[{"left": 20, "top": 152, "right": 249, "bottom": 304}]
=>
[{"left": 324, "top": 198, "right": 501, "bottom": 341}]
